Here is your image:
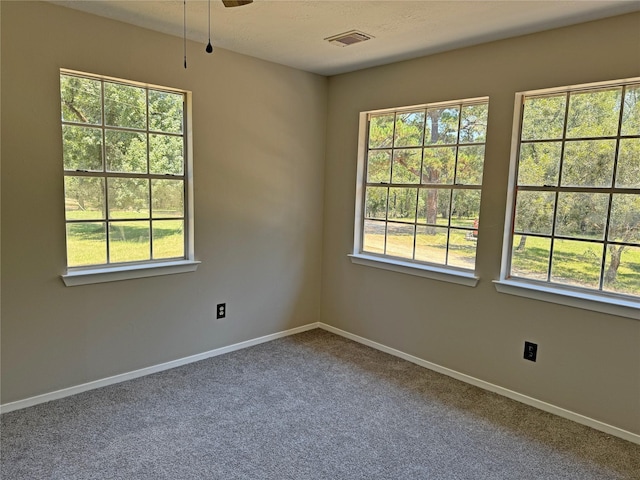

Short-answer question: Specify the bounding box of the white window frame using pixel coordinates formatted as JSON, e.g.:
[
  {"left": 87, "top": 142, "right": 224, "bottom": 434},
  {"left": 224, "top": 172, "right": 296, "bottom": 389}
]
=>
[
  {"left": 495, "top": 78, "right": 640, "bottom": 320},
  {"left": 350, "top": 98, "right": 490, "bottom": 287},
  {"left": 59, "top": 69, "right": 199, "bottom": 286}
]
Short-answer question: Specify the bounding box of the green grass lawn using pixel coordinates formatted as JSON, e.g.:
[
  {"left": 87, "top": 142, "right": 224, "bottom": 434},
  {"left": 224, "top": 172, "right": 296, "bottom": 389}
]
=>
[
  {"left": 66, "top": 219, "right": 184, "bottom": 267},
  {"left": 363, "top": 223, "right": 477, "bottom": 269},
  {"left": 363, "top": 224, "right": 639, "bottom": 296},
  {"left": 511, "top": 235, "right": 639, "bottom": 295}
]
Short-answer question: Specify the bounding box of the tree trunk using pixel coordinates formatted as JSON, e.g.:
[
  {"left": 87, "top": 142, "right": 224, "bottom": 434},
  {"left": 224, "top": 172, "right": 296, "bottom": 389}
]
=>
[
  {"left": 516, "top": 235, "right": 527, "bottom": 251},
  {"left": 604, "top": 245, "right": 624, "bottom": 285}
]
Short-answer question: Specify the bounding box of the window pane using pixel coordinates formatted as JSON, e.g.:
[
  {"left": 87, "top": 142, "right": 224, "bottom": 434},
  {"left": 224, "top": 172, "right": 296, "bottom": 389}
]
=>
[
  {"left": 555, "top": 192, "right": 608, "bottom": 240},
  {"left": 363, "top": 220, "right": 385, "bottom": 254},
  {"left": 366, "top": 150, "right": 391, "bottom": 184},
  {"left": 425, "top": 107, "right": 459, "bottom": 144},
  {"left": 64, "top": 177, "right": 105, "bottom": 220},
  {"left": 62, "top": 125, "right": 103, "bottom": 171},
  {"left": 517, "top": 142, "right": 561, "bottom": 186},
  {"left": 514, "top": 191, "right": 555, "bottom": 235},
  {"left": 388, "top": 188, "right": 417, "bottom": 223},
  {"left": 616, "top": 138, "right": 640, "bottom": 188},
  {"left": 459, "top": 103, "right": 488, "bottom": 144},
  {"left": 394, "top": 110, "right": 425, "bottom": 147},
  {"left": 456, "top": 145, "right": 484, "bottom": 185},
  {"left": 415, "top": 226, "right": 447, "bottom": 264},
  {"left": 149, "top": 90, "right": 183, "bottom": 134},
  {"left": 418, "top": 188, "right": 450, "bottom": 226},
  {"left": 566, "top": 88, "right": 622, "bottom": 138},
  {"left": 152, "top": 179, "right": 184, "bottom": 218},
  {"left": 66, "top": 222, "right": 106, "bottom": 267},
  {"left": 109, "top": 221, "right": 151, "bottom": 263},
  {"left": 521, "top": 95, "right": 566, "bottom": 140},
  {"left": 385, "top": 223, "right": 415, "bottom": 259},
  {"left": 105, "top": 130, "right": 147, "bottom": 173},
  {"left": 108, "top": 178, "right": 150, "bottom": 219},
  {"left": 422, "top": 147, "right": 455, "bottom": 184},
  {"left": 368, "top": 114, "right": 394, "bottom": 149},
  {"left": 364, "top": 187, "right": 387, "bottom": 220},
  {"left": 152, "top": 220, "right": 184, "bottom": 259},
  {"left": 447, "top": 229, "right": 477, "bottom": 269},
  {"left": 608, "top": 194, "right": 640, "bottom": 244},
  {"left": 149, "top": 134, "right": 183, "bottom": 175},
  {"left": 550, "top": 239, "right": 603, "bottom": 289},
  {"left": 450, "top": 189, "right": 480, "bottom": 228},
  {"left": 392, "top": 149, "right": 421, "bottom": 184},
  {"left": 621, "top": 84, "right": 640, "bottom": 136},
  {"left": 510, "top": 235, "right": 551, "bottom": 281},
  {"left": 561, "top": 140, "right": 615, "bottom": 187},
  {"left": 60, "top": 75, "right": 102, "bottom": 125},
  {"left": 104, "top": 82, "right": 146, "bottom": 129},
  {"left": 603, "top": 245, "right": 640, "bottom": 296}
]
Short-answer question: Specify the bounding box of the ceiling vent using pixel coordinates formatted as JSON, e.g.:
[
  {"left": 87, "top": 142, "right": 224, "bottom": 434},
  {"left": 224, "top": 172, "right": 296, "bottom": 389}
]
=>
[{"left": 325, "top": 30, "right": 373, "bottom": 47}]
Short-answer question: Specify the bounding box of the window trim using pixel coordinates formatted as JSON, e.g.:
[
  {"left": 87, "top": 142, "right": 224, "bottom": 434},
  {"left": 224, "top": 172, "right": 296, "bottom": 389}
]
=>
[
  {"left": 352, "top": 98, "right": 488, "bottom": 285},
  {"left": 60, "top": 69, "right": 198, "bottom": 285},
  {"left": 497, "top": 78, "right": 640, "bottom": 319}
]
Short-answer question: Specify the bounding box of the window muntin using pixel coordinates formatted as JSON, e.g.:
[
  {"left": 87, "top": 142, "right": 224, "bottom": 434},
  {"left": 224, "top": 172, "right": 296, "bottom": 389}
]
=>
[
  {"left": 61, "top": 71, "right": 188, "bottom": 269},
  {"left": 357, "top": 99, "right": 489, "bottom": 272},
  {"left": 506, "top": 80, "right": 640, "bottom": 299}
]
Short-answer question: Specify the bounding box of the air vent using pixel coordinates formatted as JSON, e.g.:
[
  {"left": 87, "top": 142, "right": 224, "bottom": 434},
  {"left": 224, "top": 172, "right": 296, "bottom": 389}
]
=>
[{"left": 325, "top": 30, "right": 373, "bottom": 47}]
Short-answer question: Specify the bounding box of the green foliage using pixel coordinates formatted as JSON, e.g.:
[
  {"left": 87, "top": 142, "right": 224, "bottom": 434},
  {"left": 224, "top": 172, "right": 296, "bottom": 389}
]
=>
[
  {"left": 60, "top": 75, "right": 101, "bottom": 124},
  {"left": 521, "top": 95, "right": 566, "bottom": 140},
  {"left": 566, "top": 88, "right": 621, "bottom": 138},
  {"left": 459, "top": 104, "right": 489, "bottom": 143},
  {"left": 62, "top": 126, "right": 103, "bottom": 171},
  {"left": 105, "top": 131, "right": 147, "bottom": 173},
  {"left": 391, "top": 149, "right": 421, "bottom": 183},
  {"left": 616, "top": 138, "right": 640, "bottom": 188},
  {"left": 366, "top": 150, "right": 391, "bottom": 183},
  {"left": 104, "top": 82, "right": 146, "bottom": 129},
  {"left": 514, "top": 191, "right": 554, "bottom": 235},
  {"left": 555, "top": 192, "right": 608, "bottom": 239},
  {"left": 621, "top": 85, "right": 640, "bottom": 135},
  {"left": 456, "top": 146, "right": 484, "bottom": 185},
  {"left": 108, "top": 178, "right": 149, "bottom": 218},
  {"left": 368, "top": 114, "right": 394, "bottom": 148},
  {"left": 562, "top": 140, "right": 615, "bottom": 187},
  {"left": 422, "top": 147, "right": 454, "bottom": 184},
  {"left": 518, "top": 142, "right": 560, "bottom": 186},
  {"left": 394, "top": 111, "right": 424, "bottom": 147}
]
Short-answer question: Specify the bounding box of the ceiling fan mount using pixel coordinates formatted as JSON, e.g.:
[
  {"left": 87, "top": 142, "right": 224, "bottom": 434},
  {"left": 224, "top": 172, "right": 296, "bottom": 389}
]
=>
[{"left": 222, "top": 0, "right": 253, "bottom": 7}]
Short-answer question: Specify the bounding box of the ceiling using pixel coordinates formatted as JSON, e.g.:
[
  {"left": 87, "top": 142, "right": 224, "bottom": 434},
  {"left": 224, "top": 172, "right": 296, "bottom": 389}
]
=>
[{"left": 49, "top": 0, "right": 640, "bottom": 76}]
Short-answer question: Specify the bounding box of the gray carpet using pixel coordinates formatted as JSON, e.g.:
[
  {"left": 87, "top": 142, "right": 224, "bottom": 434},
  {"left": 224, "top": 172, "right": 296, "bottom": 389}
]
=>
[{"left": 1, "top": 329, "right": 639, "bottom": 479}]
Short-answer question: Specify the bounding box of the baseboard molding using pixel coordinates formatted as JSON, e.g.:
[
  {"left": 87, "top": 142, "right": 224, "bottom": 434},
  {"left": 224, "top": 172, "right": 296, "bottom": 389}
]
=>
[
  {"left": 3, "top": 321, "right": 638, "bottom": 445},
  {"left": 0, "top": 322, "right": 320, "bottom": 414},
  {"left": 318, "top": 323, "right": 640, "bottom": 445}
]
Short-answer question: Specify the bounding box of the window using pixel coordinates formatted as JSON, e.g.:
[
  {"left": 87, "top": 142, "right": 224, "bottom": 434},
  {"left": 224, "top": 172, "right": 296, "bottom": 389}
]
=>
[
  {"left": 500, "top": 79, "right": 640, "bottom": 307},
  {"left": 352, "top": 98, "right": 489, "bottom": 282},
  {"left": 60, "top": 70, "right": 197, "bottom": 285}
]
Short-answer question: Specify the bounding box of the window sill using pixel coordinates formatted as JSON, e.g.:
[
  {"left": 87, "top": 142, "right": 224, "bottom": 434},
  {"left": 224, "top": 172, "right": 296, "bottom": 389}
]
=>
[
  {"left": 61, "top": 260, "right": 201, "bottom": 286},
  {"left": 493, "top": 279, "right": 640, "bottom": 320},
  {"left": 348, "top": 253, "right": 478, "bottom": 287}
]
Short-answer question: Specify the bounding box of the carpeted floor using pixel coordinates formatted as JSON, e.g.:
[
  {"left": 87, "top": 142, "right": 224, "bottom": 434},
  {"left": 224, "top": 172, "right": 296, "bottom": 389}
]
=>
[{"left": 1, "top": 329, "right": 639, "bottom": 479}]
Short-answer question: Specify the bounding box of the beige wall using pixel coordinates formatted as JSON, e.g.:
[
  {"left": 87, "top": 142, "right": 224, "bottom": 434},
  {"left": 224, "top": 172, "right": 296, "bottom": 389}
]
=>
[
  {"left": 321, "top": 13, "right": 640, "bottom": 434},
  {"left": 1, "top": 1, "right": 327, "bottom": 403}
]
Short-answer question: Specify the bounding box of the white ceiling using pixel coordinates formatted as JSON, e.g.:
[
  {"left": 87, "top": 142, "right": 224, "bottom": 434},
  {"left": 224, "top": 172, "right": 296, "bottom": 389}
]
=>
[{"left": 49, "top": 0, "right": 640, "bottom": 76}]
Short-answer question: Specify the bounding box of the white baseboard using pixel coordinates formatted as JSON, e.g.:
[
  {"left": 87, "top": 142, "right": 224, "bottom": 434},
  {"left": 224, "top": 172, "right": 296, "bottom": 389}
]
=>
[
  {"left": 0, "top": 322, "right": 320, "bottom": 414},
  {"left": 3, "top": 321, "right": 638, "bottom": 446},
  {"left": 318, "top": 323, "right": 640, "bottom": 446}
]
